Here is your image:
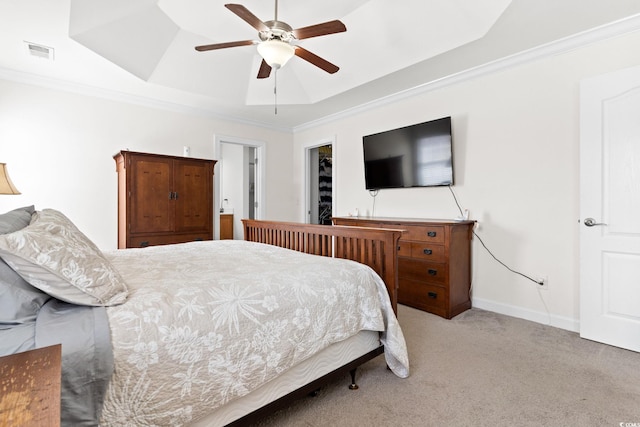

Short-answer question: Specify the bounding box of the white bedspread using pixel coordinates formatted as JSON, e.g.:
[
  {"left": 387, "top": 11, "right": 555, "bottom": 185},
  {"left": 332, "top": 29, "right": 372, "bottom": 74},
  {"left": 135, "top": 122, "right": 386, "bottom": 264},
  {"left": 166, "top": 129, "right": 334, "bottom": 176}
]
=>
[{"left": 100, "top": 240, "right": 409, "bottom": 426}]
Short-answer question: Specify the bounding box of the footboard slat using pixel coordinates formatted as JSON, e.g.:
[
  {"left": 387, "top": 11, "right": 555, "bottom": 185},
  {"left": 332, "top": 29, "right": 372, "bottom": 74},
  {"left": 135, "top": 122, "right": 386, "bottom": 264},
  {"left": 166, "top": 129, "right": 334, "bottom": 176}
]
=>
[{"left": 242, "top": 219, "right": 402, "bottom": 312}]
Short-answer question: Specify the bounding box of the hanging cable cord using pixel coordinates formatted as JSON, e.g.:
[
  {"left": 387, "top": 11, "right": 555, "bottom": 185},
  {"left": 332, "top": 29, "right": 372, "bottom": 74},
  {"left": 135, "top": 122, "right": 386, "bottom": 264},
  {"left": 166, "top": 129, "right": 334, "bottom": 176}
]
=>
[
  {"left": 447, "top": 185, "right": 543, "bottom": 286},
  {"left": 369, "top": 189, "right": 379, "bottom": 216}
]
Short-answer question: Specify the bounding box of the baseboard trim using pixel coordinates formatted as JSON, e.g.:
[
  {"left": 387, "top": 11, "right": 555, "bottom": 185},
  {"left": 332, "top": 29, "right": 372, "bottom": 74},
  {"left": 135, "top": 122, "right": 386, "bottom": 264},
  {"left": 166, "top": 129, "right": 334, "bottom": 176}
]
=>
[{"left": 472, "top": 297, "right": 580, "bottom": 333}]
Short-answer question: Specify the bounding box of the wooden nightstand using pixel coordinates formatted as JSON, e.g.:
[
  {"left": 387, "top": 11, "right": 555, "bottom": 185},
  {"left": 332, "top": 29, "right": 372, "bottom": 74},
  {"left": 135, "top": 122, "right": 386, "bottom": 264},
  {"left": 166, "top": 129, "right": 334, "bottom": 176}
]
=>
[
  {"left": 220, "top": 213, "right": 234, "bottom": 240},
  {"left": 0, "top": 344, "right": 62, "bottom": 426}
]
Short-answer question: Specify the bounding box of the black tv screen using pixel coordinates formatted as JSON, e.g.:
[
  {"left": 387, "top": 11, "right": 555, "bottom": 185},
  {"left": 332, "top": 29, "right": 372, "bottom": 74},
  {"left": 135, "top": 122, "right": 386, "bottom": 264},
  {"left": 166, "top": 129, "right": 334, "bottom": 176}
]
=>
[{"left": 363, "top": 116, "right": 453, "bottom": 190}]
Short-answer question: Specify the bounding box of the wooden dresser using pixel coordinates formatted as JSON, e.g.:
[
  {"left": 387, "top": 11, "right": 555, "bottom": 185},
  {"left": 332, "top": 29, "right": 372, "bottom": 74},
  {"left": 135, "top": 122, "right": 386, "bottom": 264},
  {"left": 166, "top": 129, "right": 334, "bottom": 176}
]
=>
[
  {"left": 114, "top": 151, "right": 216, "bottom": 249},
  {"left": 333, "top": 217, "right": 475, "bottom": 319}
]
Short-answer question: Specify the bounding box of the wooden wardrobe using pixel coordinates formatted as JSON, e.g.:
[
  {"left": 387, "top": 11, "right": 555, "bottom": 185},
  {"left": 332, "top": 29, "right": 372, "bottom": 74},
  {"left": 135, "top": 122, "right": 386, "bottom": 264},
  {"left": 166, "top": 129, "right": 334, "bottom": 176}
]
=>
[{"left": 114, "top": 151, "right": 216, "bottom": 249}]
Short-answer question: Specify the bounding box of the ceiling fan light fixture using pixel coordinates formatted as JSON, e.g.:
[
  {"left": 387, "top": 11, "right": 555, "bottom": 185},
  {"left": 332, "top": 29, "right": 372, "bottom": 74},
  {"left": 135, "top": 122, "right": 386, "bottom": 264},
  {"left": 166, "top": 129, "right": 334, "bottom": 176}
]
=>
[{"left": 257, "top": 39, "right": 295, "bottom": 69}]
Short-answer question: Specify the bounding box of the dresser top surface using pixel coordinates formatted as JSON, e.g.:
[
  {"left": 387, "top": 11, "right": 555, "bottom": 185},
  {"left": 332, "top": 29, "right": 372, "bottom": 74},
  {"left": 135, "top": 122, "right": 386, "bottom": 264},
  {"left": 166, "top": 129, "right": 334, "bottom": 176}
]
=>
[
  {"left": 113, "top": 150, "right": 216, "bottom": 164},
  {"left": 333, "top": 216, "right": 475, "bottom": 226}
]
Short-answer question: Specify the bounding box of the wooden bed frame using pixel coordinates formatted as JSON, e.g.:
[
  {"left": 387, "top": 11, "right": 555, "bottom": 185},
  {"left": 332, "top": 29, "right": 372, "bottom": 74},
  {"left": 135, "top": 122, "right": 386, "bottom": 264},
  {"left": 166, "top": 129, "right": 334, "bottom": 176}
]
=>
[
  {"left": 233, "top": 219, "right": 402, "bottom": 425},
  {"left": 242, "top": 219, "right": 402, "bottom": 313}
]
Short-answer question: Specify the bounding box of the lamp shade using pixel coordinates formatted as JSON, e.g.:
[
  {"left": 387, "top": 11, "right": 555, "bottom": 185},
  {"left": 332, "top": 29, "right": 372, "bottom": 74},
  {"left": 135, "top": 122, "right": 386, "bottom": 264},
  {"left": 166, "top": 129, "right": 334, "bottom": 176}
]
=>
[
  {"left": 257, "top": 40, "right": 295, "bottom": 69},
  {"left": 0, "top": 163, "right": 21, "bottom": 195}
]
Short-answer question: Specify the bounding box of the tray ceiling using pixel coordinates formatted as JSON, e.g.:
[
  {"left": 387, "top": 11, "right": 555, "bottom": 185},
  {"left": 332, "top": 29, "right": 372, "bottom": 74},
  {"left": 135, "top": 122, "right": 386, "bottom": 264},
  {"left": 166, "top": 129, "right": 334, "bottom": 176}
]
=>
[{"left": 1, "top": 0, "right": 640, "bottom": 130}]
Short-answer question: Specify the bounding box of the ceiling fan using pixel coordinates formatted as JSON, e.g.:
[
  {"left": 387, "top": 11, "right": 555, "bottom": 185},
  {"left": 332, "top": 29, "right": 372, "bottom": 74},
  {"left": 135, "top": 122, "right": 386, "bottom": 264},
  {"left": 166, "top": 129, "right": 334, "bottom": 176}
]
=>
[{"left": 195, "top": 1, "right": 346, "bottom": 79}]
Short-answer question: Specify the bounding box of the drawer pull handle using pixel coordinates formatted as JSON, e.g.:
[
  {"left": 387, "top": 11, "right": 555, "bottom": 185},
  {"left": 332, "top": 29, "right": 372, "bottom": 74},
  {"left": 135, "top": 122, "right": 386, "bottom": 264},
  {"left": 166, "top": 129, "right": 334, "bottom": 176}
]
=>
[
  {"left": 427, "top": 231, "right": 437, "bottom": 237},
  {"left": 428, "top": 269, "right": 438, "bottom": 276},
  {"left": 428, "top": 291, "right": 438, "bottom": 299},
  {"left": 423, "top": 249, "right": 433, "bottom": 255}
]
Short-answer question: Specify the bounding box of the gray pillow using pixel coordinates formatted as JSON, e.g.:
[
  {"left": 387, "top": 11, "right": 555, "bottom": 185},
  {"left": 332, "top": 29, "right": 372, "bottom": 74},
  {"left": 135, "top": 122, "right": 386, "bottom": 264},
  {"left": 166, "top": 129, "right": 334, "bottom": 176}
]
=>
[
  {"left": 0, "top": 209, "right": 128, "bottom": 306},
  {"left": 0, "top": 258, "right": 51, "bottom": 329},
  {"left": 0, "top": 205, "right": 49, "bottom": 329},
  {"left": 0, "top": 205, "right": 35, "bottom": 234}
]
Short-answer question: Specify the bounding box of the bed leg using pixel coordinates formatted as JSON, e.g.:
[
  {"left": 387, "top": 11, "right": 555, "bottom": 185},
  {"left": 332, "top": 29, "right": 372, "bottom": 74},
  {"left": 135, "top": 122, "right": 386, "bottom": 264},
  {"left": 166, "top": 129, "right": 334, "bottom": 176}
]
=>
[{"left": 348, "top": 368, "right": 359, "bottom": 390}]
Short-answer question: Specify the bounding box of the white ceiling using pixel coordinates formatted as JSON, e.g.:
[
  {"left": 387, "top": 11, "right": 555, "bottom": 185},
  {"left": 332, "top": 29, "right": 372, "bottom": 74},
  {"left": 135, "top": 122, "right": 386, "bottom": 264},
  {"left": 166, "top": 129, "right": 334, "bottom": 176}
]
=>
[
  {"left": 2, "top": 0, "right": 640, "bottom": 131},
  {"left": 68, "top": 0, "right": 511, "bottom": 105}
]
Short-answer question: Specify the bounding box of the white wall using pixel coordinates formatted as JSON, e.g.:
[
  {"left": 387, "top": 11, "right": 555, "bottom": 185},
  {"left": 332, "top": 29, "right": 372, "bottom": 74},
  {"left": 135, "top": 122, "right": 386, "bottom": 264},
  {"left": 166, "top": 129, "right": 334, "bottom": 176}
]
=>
[
  {"left": 293, "top": 31, "right": 640, "bottom": 331},
  {"left": 2, "top": 29, "right": 638, "bottom": 332},
  {"left": 0, "top": 80, "right": 295, "bottom": 250}
]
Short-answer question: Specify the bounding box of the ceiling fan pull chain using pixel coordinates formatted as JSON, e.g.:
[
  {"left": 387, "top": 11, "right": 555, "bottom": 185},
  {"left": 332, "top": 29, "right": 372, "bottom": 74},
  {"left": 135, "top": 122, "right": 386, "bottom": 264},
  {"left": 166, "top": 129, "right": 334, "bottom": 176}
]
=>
[{"left": 274, "top": 68, "right": 278, "bottom": 115}]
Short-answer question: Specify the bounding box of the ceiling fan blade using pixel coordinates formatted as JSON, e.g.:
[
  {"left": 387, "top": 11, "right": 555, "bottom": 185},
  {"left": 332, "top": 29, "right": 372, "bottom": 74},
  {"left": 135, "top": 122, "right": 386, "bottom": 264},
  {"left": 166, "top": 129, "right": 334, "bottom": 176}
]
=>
[
  {"left": 294, "top": 47, "right": 339, "bottom": 74},
  {"left": 257, "top": 60, "right": 272, "bottom": 79},
  {"left": 292, "top": 20, "right": 346, "bottom": 40},
  {"left": 225, "top": 4, "right": 269, "bottom": 32},
  {"left": 195, "top": 40, "right": 255, "bottom": 51}
]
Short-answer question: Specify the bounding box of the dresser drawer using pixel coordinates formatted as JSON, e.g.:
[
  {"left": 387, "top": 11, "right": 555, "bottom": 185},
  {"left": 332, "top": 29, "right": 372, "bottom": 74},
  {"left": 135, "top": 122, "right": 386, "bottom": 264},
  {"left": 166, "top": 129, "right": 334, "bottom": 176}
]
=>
[
  {"left": 399, "top": 258, "right": 448, "bottom": 285},
  {"left": 362, "top": 222, "right": 407, "bottom": 234},
  {"left": 397, "top": 241, "right": 412, "bottom": 257},
  {"left": 403, "top": 225, "right": 445, "bottom": 243},
  {"left": 398, "top": 278, "right": 447, "bottom": 313},
  {"left": 129, "top": 233, "right": 211, "bottom": 248},
  {"left": 409, "top": 242, "right": 445, "bottom": 262}
]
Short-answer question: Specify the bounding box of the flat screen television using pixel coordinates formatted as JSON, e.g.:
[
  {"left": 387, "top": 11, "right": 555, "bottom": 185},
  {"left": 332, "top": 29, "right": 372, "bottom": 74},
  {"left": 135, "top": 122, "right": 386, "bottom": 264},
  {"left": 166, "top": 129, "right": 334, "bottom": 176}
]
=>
[{"left": 362, "top": 116, "right": 453, "bottom": 190}]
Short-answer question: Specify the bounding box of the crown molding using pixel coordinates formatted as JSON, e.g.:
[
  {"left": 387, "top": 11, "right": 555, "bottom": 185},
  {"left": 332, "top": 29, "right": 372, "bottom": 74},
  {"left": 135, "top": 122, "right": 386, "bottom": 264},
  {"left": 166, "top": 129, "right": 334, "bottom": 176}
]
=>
[
  {"left": 0, "top": 67, "right": 292, "bottom": 133},
  {"left": 1, "top": 13, "right": 639, "bottom": 135},
  {"left": 292, "top": 13, "right": 640, "bottom": 133}
]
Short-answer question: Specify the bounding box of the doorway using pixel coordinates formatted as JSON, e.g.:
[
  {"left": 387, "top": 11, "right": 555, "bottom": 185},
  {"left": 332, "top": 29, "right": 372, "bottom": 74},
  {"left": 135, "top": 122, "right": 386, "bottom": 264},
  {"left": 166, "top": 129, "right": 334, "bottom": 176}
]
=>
[
  {"left": 579, "top": 65, "right": 640, "bottom": 352},
  {"left": 306, "top": 143, "right": 334, "bottom": 225},
  {"left": 214, "top": 136, "right": 265, "bottom": 239},
  {"left": 247, "top": 146, "right": 256, "bottom": 220}
]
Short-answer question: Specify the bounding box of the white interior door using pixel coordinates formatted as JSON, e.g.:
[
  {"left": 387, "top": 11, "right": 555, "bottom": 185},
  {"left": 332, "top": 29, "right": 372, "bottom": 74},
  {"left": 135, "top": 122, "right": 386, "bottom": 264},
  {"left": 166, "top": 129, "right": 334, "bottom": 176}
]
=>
[{"left": 580, "top": 65, "right": 640, "bottom": 352}]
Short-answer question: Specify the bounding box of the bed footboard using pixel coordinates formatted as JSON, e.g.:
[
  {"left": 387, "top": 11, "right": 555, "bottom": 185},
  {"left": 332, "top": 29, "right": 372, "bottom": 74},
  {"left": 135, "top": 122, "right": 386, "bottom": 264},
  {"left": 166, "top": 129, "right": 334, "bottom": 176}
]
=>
[{"left": 242, "top": 219, "right": 402, "bottom": 313}]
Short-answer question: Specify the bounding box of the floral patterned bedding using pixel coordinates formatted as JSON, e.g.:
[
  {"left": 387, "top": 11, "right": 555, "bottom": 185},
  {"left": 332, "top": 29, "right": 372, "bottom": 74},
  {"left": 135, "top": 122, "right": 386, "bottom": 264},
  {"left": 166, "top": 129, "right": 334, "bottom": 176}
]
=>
[{"left": 99, "top": 240, "right": 409, "bottom": 426}]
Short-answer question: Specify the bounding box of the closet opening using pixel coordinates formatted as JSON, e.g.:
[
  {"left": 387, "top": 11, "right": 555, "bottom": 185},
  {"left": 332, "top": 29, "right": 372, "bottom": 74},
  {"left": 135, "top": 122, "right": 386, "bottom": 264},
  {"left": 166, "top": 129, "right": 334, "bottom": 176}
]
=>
[{"left": 308, "top": 144, "right": 332, "bottom": 225}]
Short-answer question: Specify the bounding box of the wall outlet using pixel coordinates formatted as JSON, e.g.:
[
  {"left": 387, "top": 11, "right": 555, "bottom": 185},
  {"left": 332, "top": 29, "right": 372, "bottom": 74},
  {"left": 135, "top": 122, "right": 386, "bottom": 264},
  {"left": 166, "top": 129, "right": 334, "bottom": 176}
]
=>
[{"left": 537, "top": 275, "right": 549, "bottom": 290}]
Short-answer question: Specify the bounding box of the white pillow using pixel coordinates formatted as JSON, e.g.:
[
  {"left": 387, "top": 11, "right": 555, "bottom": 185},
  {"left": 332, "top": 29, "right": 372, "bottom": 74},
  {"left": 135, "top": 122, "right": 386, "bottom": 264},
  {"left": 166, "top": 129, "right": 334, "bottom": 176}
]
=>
[{"left": 0, "top": 209, "right": 128, "bottom": 306}]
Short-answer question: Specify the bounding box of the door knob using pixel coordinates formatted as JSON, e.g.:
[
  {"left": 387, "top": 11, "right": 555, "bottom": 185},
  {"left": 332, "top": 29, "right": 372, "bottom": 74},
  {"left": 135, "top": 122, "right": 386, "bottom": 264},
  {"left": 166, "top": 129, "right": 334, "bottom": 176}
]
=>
[{"left": 584, "top": 217, "right": 607, "bottom": 227}]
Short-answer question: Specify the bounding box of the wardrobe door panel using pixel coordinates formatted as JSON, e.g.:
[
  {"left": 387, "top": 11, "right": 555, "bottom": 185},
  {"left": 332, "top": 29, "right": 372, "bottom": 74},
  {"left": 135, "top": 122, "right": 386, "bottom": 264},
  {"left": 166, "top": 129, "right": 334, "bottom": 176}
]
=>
[
  {"left": 130, "top": 156, "right": 173, "bottom": 234},
  {"left": 174, "top": 160, "right": 213, "bottom": 233}
]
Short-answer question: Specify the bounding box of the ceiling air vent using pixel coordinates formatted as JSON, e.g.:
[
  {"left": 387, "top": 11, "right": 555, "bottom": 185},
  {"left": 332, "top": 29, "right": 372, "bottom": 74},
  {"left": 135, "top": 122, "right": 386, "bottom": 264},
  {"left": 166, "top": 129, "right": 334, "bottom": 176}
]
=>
[{"left": 24, "top": 41, "right": 54, "bottom": 60}]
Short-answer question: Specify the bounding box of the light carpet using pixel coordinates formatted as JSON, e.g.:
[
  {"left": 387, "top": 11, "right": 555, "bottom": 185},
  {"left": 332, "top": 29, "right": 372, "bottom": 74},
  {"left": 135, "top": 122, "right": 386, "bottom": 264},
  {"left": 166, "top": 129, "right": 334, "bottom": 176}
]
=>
[{"left": 255, "top": 305, "right": 640, "bottom": 426}]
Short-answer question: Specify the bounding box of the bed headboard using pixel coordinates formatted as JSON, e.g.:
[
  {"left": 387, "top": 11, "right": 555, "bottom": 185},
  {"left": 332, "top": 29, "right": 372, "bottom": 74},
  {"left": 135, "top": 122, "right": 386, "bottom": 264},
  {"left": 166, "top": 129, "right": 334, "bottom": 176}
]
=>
[{"left": 242, "top": 219, "right": 402, "bottom": 313}]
